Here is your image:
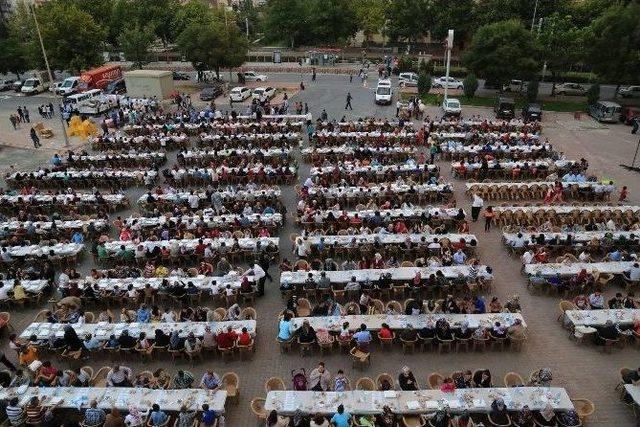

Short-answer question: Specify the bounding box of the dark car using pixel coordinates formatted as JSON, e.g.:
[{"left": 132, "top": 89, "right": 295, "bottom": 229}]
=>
[
  {"left": 12, "top": 81, "right": 23, "bottom": 92},
  {"left": 105, "top": 78, "right": 126, "bottom": 95},
  {"left": 172, "top": 71, "right": 190, "bottom": 81},
  {"left": 200, "top": 86, "right": 223, "bottom": 101},
  {"left": 494, "top": 97, "right": 515, "bottom": 119},
  {"left": 522, "top": 103, "right": 542, "bottom": 122}
]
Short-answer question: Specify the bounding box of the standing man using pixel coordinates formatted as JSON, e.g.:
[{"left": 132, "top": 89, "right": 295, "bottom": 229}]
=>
[
  {"left": 632, "top": 116, "right": 639, "bottom": 134},
  {"left": 345, "top": 92, "right": 353, "bottom": 110},
  {"left": 23, "top": 106, "right": 29, "bottom": 123},
  {"left": 312, "top": 67, "right": 316, "bottom": 81},
  {"left": 396, "top": 100, "right": 402, "bottom": 117},
  {"left": 30, "top": 127, "right": 41, "bottom": 148},
  {"left": 17, "top": 107, "right": 24, "bottom": 123},
  {"left": 471, "top": 193, "right": 483, "bottom": 222}
]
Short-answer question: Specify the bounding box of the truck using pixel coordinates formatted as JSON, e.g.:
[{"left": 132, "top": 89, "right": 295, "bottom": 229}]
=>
[
  {"left": 20, "top": 71, "right": 49, "bottom": 95},
  {"left": 80, "top": 64, "right": 122, "bottom": 91}
]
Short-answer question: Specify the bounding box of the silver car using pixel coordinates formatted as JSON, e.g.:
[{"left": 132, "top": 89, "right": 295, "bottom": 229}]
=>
[
  {"left": 619, "top": 85, "right": 640, "bottom": 98},
  {"left": 555, "top": 82, "right": 586, "bottom": 96}
]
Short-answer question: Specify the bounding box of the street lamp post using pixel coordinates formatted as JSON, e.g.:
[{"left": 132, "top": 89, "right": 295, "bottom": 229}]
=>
[
  {"left": 443, "top": 29, "right": 454, "bottom": 102},
  {"left": 30, "top": 3, "right": 69, "bottom": 148}
]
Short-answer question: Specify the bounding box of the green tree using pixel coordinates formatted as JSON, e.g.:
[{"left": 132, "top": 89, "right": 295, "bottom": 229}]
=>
[
  {"left": 233, "top": 0, "right": 261, "bottom": 38},
  {"left": 417, "top": 73, "right": 431, "bottom": 96},
  {"left": 308, "top": 0, "right": 358, "bottom": 44},
  {"left": 586, "top": 83, "right": 600, "bottom": 105},
  {"left": 463, "top": 74, "right": 478, "bottom": 98},
  {"left": 36, "top": 1, "right": 106, "bottom": 72},
  {"left": 354, "top": 0, "right": 387, "bottom": 44},
  {"left": 386, "top": 0, "right": 431, "bottom": 43},
  {"left": 263, "top": 0, "right": 309, "bottom": 47},
  {"left": 526, "top": 79, "right": 539, "bottom": 102},
  {"left": 0, "top": 22, "right": 30, "bottom": 79},
  {"left": 133, "top": 0, "right": 179, "bottom": 45},
  {"left": 118, "top": 24, "right": 155, "bottom": 69},
  {"left": 583, "top": 3, "right": 640, "bottom": 95},
  {"left": 430, "top": 0, "right": 474, "bottom": 47},
  {"left": 537, "top": 13, "right": 584, "bottom": 95},
  {"left": 472, "top": 0, "right": 570, "bottom": 29},
  {"left": 463, "top": 20, "right": 539, "bottom": 89}
]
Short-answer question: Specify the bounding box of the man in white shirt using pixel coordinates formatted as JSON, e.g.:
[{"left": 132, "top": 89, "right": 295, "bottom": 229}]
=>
[
  {"left": 627, "top": 263, "right": 640, "bottom": 281},
  {"left": 296, "top": 238, "right": 309, "bottom": 259},
  {"left": 510, "top": 233, "right": 526, "bottom": 249},
  {"left": 521, "top": 250, "right": 534, "bottom": 265},
  {"left": 249, "top": 262, "right": 266, "bottom": 296},
  {"left": 188, "top": 191, "right": 199, "bottom": 210},
  {"left": 0, "top": 283, "right": 9, "bottom": 301}
]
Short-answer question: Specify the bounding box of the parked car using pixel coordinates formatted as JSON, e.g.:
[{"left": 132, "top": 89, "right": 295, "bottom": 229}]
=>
[
  {"left": 242, "top": 71, "right": 268, "bottom": 82},
  {"left": 555, "top": 82, "right": 586, "bottom": 96},
  {"left": 49, "top": 81, "right": 62, "bottom": 93},
  {"left": 105, "top": 78, "right": 126, "bottom": 95},
  {"left": 522, "top": 103, "right": 542, "bottom": 122},
  {"left": 229, "top": 86, "right": 251, "bottom": 102},
  {"left": 620, "top": 106, "right": 640, "bottom": 125},
  {"left": 374, "top": 79, "right": 393, "bottom": 105},
  {"left": 495, "top": 97, "right": 515, "bottom": 119},
  {"left": 252, "top": 86, "right": 276, "bottom": 102},
  {"left": 57, "top": 76, "right": 81, "bottom": 96},
  {"left": 200, "top": 86, "right": 223, "bottom": 101},
  {"left": 21, "top": 78, "right": 47, "bottom": 94},
  {"left": 503, "top": 79, "right": 527, "bottom": 92},
  {"left": 12, "top": 81, "right": 23, "bottom": 92},
  {"left": 618, "top": 85, "right": 640, "bottom": 98},
  {"left": 589, "top": 100, "right": 621, "bottom": 123},
  {"left": 442, "top": 98, "right": 461, "bottom": 116},
  {"left": 433, "top": 76, "right": 463, "bottom": 90},
  {"left": 172, "top": 71, "right": 191, "bottom": 81},
  {"left": 398, "top": 72, "right": 419, "bottom": 87},
  {"left": 0, "top": 79, "right": 15, "bottom": 91}
]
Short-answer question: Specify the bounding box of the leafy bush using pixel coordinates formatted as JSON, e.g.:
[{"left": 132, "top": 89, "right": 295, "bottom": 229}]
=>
[
  {"left": 418, "top": 73, "right": 432, "bottom": 96},
  {"left": 463, "top": 74, "right": 479, "bottom": 97},
  {"left": 397, "top": 55, "right": 416, "bottom": 72},
  {"left": 526, "top": 79, "right": 539, "bottom": 102},
  {"left": 587, "top": 83, "right": 600, "bottom": 105}
]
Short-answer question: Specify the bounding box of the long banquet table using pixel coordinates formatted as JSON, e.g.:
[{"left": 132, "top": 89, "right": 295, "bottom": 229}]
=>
[
  {"left": 302, "top": 233, "right": 477, "bottom": 247},
  {"left": 563, "top": 309, "right": 640, "bottom": 328},
  {"left": 103, "top": 237, "right": 278, "bottom": 254},
  {"left": 265, "top": 388, "right": 572, "bottom": 415},
  {"left": 124, "top": 213, "right": 282, "bottom": 229},
  {"left": 503, "top": 231, "right": 638, "bottom": 246},
  {"left": 0, "top": 219, "right": 108, "bottom": 232},
  {"left": 281, "top": 266, "right": 493, "bottom": 285},
  {"left": 290, "top": 312, "right": 526, "bottom": 332},
  {"left": 0, "top": 386, "right": 227, "bottom": 412},
  {"left": 306, "top": 183, "right": 452, "bottom": 198},
  {"left": 466, "top": 181, "right": 611, "bottom": 192},
  {"left": 137, "top": 188, "right": 281, "bottom": 205},
  {"left": 19, "top": 320, "right": 257, "bottom": 341},
  {"left": 305, "top": 207, "right": 462, "bottom": 222},
  {"left": 523, "top": 261, "right": 635, "bottom": 277},
  {"left": 1, "top": 279, "right": 48, "bottom": 294},
  {"left": 493, "top": 205, "right": 640, "bottom": 215},
  {"left": 78, "top": 274, "right": 252, "bottom": 293}
]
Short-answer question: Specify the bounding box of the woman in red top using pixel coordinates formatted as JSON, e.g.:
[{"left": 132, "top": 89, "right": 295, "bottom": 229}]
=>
[
  {"left": 237, "top": 327, "right": 252, "bottom": 346},
  {"left": 378, "top": 323, "right": 393, "bottom": 339}
]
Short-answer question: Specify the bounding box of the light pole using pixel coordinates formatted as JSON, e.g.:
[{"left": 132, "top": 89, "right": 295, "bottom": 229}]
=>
[
  {"left": 531, "top": 0, "right": 540, "bottom": 32},
  {"left": 443, "top": 29, "right": 454, "bottom": 102},
  {"left": 30, "top": 3, "right": 69, "bottom": 147}
]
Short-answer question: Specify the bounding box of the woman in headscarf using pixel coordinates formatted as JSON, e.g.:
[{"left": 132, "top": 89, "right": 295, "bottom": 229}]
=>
[
  {"left": 154, "top": 329, "right": 170, "bottom": 347},
  {"left": 63, "top": 325, "right": 84, "bottom": 352},
  {"left": 290, "top": 409, "right": 310, "bottom": 427},
  {"left": 124, "top": 406, "right": 143, "bottom": 426},
  {"left": 473, "top": 369, "right": 492, "bottom": 388},
  {"left": 489, "top": 398, "right": 511, "bottom": 426},
  {"left": 169, "top": 330, "right": 183, "bottom": 350},
  {"left": 226, "top": 303, "right": 241, "bottom": 321},
  {"left": 534, "top": 403, "right": 557, "bottom": 426},
  {"left": 530, "top": 368, "right": 553, "bottom": 387},
  {"left": 515, "top": 405, "right": 535, "bottom": 427},
  {"left": 398, "top": 366, "right": 419, "bottom": 390},
  {"left": 453, "top": 411, "right": 477, "bottom": 427},
  {"left": 456, "top": 320, "right": 473, "bottom": 340},
  {"left": 558, "top": 410, "right": 580, "bottom": 426},
  {"left": 429, "top": 409, "right": 451, "bottom": 427},
  {"left": 375, "top": 406, "right": 397, "bottom": 427}
]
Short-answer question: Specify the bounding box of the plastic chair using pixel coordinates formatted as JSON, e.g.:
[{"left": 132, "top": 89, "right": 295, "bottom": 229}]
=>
[{"left": 355, "top": 377, "right": 375, "bottom": 391}]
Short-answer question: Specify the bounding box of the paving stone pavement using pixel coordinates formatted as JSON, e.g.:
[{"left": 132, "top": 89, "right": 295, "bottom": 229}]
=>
[{"left": 1, "top": 80, "right": 640, "bottom": 426}]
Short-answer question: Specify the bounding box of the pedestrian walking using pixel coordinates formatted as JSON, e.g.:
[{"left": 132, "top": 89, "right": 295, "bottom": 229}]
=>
[
  {"left": 483, "top": 206, "right": 495, "bottom": 232},
  {"left": 48, "top": 102, "right": 54, "bottom": 117},
  {"left": 312, "top": 67, "right": 316, "bottom": 81},
  {"left": 619, "top": 186, "right": 628, "bottom": 203},
  {"left": 9, "top": 115, "right": 17, "bottom": 130},
  {"left": 304, "top": 103, "right": 309, "bottom": 114},
  {"left": 349, "top": 73, "right": 353, "bottom": 83},
  {"left": 345, "top": 92, "right": 353, "bottom": 110},
  {"left": 471, "top": 194, "right": 484, "bottom": 222},
  {"left": 300, "top": 81, "right": 305, "bottom": 90},
  {"left": 396, "top": 100, "right": 401, "bottom": 117},
  {"left": 23, "top": 106, "right": 29, "bottom": 123},
  {"left": 632, "top": 117, "right": 639, "bottom": 134},
  {"left": 30, "top": 127, "right": 41, "bottom": 148},
  {"left": 320, "top": 109, "right": 328, "bottom": 121},
  {"left": 17, "top": 107, "right": 23, "bottom": 122}
]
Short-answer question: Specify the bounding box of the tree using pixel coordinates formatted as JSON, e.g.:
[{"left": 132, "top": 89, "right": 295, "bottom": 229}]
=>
[
  {"left": 385, "top": 0, "right": 431, "bottom": 43},
  {"left": 463, "top": 20, "right": 539, "bottom": 89},
  {"left": 354, "top": 0, "right": 387, "bottom": 44},
  {"left": 308, "top": 0, "right": 358, "bottom": 45},
  {"left": 418, "top": 73, "right": 431, "bottom": 96},
  {"left": 463, "top": 74, "right": 478, "bottom": 98},
  {"left": 263, "top": 0, "right": 309, "bottom": 47},
  {"left": 430, "top": 0, "right": 474, "bottom": 47},
  {"left": 537, "top": 13, "right": 584, "bottom": 95},
  {"left": 584, "top": 3, "right": 640, "bottom": 94},
  {"left": 586, "top": 83, "right": 600, "bottom": 106},
  {"left": 35, "top": 1, "right": 106, "bottom": 72},
  {"left": 118, "top": 24, "right": 155, "bottom": 69},
  {"left": 526, "top": 79, "right": 539, "bottom": 102}
]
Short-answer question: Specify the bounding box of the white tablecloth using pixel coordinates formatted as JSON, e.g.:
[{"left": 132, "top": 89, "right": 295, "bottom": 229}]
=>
[
  {"left": 2, "top": 242, "right": 84, "bottom": 259},
  {"left": 307, "top": 183, "right": 452, "bottom": 198},
  {"left": 433, "top": 131, "right": 539, "bottom": 141},
  {"left": 302, "top": 146, "right": 416, "bottom": 155},
  {"left": 7, "top": 169, "right": 157, "bottom": 181},
  {"left": 494, "top": 205, "right": 640, "bottom": 215},
  {"left": 124, "top": 213, "right": 282, "bottom": 229},
  {"left": 1, "top": 279, "right": 48, "bottom": 294},
  {"left": 68, "top": 152, "right": 165, "bottom": 163},
  {"left": 310, "top": 163, "right": 436, "bottom": 176},
  {"left": 564, "top": 309, "right": 640, "bottom": 327},
  {"left": 452, "top": 159, "right": 574, "bottom": 171},
  {"left": 91, "top": 134, "right": 188, "bottom": 147},
  {"left": 281, "top": 266, "right": 492, "bottom": 285},
  {"left": 313, "top": 130, "right": 416, "bottom": 140},
  {"left": 79, "top": 274, "right": 250, "bottom": 293},
  {"left": 103, "top": 237, "right": 278, "bottom": 255},
  {"left": 0, "top": 193, "right": 125, "bottom": 205},
  {"left": 181, "top": 148, "right": 291, "bottom": 159},
  {"left": 0, "top": 219, "right": 108, "bottom": 232},
  {"left": 199, "top": 132, "right": 300, "bottom": 142},
  {"left": 524, "top": 262, "right": 635, "bottom": 277},
  {"left": 302, "top": 233, "right": 476, "bottom": 247},
  {"left": 624, "top": 385, "right": 640, "bottom": 406},
  {"left": 503, "top": 231, "right": 638, "bottom": 246},
  {"left": 20, "top": 320, "right": 256, "bottom": 340},
  {"left": 307, "top": 207, "right": 461, "bottom": 222},
  {"left": 137, "top": 188, "right": 281, "bottom": 204},
  {"left": 442, "top": 143, "right": 549, "bottom": 153},
  {"left": 169, "top": 165, "right": 296, "bottom": 179},
  {"left": 0, "top": 387, "right": 227, "bottom": 413},
  {"left": 265, "top": 388, "right": 571, "bottom": 415},
  {"left": 466, "top": 181, "right": 609, "bottom": 192},
  {"left": 291, "top": 312, "right": 525, "bottom": 332}
]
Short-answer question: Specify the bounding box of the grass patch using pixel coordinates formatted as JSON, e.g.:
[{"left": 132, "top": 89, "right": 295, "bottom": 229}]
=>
[{"left": 402, "top": 92, "right": 587, "bottom": 112}]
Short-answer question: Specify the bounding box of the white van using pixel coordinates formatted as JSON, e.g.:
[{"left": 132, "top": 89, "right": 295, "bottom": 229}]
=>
[
  {"left": 64, "top": 92, "right": 92, "bottom": 109},
  {"left": 21, "top": 78, "right": 46, "bottom": 94},
  {"left": 57, "top": 76, "right": 81, "bottom": 96},
  {"left": 589, "top": 101, "right": 621, "bottom": 123},
  {"left": 398, "top": 72, "right": 419, "bottom": 87},
  {"left": 77, "top": 89, "right": 115, "bottom": 115},
  {"left": 375, "top": 79, "right": 393, "bottom": 105}
]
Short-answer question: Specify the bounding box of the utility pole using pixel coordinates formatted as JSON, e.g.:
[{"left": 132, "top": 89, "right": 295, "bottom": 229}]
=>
[
  {"left": 443, "top": 29, "right": 454, "bottom": 102},
  {"left": 531, "top": 0, "right": 539, "bottom": 32},
  {"left": 30, "top": 3, "right": 69, "bottom": 147},
  {"left": 245, "top": 17, "right": 249, "bottom": 37}
]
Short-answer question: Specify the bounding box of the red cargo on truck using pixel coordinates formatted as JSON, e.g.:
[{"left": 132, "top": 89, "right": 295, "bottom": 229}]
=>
[{"left": 80, "top": 65, "right": 122, "bottom": 90}]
